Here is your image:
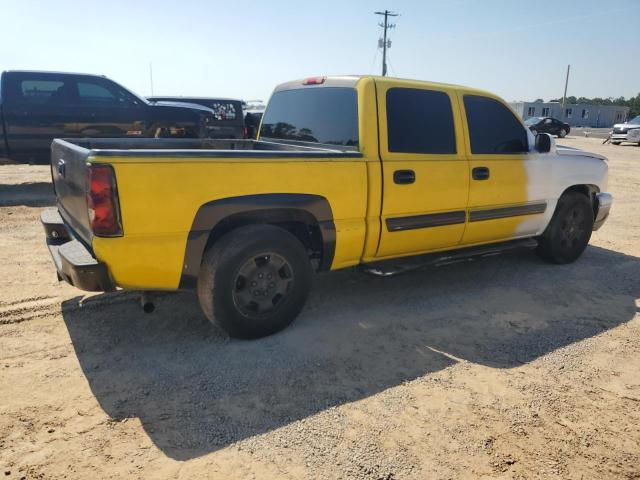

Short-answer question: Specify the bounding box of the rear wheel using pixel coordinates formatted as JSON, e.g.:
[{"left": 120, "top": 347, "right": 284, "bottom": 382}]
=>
[
  {"left": 558, "top": 129, "right": 568, "bottom": 138},
  {"left": 197, "top": 225, "right": 312, "bottom": 339},
  {"left": 537, "top": 192, "right": 594, "bottom": 264},
  {"left": 612, "top": 141, "right": 621, "bottom": 145}
]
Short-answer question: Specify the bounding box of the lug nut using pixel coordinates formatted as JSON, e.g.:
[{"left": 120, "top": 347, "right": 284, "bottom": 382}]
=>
[
  {"left": 258, "top": 273, "right": 263, "bottom": 279},
  {"left": 251, "top": 281, "right": 257, "bottom": 286}
]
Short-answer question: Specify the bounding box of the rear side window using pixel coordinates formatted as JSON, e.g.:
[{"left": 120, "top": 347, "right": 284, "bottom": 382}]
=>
[
  {"left": 260, "top": 87, "right": 358, "bottom": 148},
  {"left": 207, "top": 101, "right": 238, "bottom": 121},
  {"left": 19, "top": 79, "right": 66, "bottom": 104},
  {"left": 464, "top": 95, "right": 528, "bottom": 154},
  {"left": 386, "top": 88, "right": 456, "bottom": 154}
]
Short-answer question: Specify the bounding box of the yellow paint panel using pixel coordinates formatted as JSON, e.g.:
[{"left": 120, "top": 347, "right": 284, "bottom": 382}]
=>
[
  {"left": 93, "top": 157, "right": 368, "bottom": 289},
  {"left": 374, "top": 78, "right": 470, "bottom": 257}
]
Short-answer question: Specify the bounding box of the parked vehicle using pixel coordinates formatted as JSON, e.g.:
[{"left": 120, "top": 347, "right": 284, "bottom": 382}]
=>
[
  {"left": 42, "top": 75, "right": 612, "bottom": 338},
  {"left": 610, "top": 115, "right": 640, "bottom": 145},
  {"left": 0, "top": 71, "right": 216, "bottom": 163},
  {"left": 148, "top": 97, "right": 244, "bottom": 139},
  {"left": 524, "top": 116, "right": 571, "bottom": 138},
  {"left": 243, "top": 110, "right": 263, "bottom": 139}
]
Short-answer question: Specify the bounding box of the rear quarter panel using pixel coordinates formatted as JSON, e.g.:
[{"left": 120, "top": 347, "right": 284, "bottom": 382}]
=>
[{"left": 92, "top": 155, "right": 368, "bottom": 289}]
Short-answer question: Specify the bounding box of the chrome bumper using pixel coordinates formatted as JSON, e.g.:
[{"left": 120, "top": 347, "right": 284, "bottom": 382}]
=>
[{"left": 593, "top": 192, "right": 613, "bottom": 231}]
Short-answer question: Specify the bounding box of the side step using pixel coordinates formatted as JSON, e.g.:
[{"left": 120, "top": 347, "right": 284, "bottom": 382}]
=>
[{"left": 360, "top": 238, "right": 538, "bottom": 277}]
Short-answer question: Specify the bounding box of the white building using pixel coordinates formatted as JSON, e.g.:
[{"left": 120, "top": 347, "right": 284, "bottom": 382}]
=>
[{"left": 509, "top": 101, "right": 629, "bottom": 128}]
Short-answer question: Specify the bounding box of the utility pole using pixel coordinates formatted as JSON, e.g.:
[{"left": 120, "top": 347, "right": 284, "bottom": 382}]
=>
[
  {"left": 149, "top": 62, "right": 154, "bottom": 96},
  {"left": 375, "top": 10, "right": 398, "bottom": 76},
  {"left": 561, "top": 64, "right": 570, "bottom": 109}
]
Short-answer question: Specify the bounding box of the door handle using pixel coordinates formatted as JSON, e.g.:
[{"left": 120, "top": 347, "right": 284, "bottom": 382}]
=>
[
  {"left": 472, "top": 167, "right": 490, "bottom": 180},
  {"left": 393, "top": 169, "right": 415, "bottom": 185}
]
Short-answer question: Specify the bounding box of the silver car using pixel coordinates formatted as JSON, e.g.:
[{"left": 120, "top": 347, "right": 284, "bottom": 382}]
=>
[{"left": 611, "top": 115, "right": 640, "bottom": 145}]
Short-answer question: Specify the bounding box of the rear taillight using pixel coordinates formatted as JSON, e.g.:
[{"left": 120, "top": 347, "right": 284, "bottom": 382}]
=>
[
  {"left": 302, "top": 76, "right": 325, "bottom": 85},
  {"left": 87, "top": 164, "right": 123, "bottom": 237}
]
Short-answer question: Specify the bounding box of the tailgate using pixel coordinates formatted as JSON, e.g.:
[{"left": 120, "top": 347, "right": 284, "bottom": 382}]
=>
[{"left": 50, "top": 139, "right": 93, "bottom": 245}]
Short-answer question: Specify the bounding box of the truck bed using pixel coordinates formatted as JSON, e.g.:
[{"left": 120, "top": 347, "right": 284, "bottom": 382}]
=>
[
  {"left": 60, "top": 138, "right": 362, "bottom": 158},
  {"left": 50, "top": 137, "right": 363, "bottom": 253}
]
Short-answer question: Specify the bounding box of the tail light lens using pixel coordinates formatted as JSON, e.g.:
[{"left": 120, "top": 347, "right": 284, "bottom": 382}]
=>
[{"left": 87, "top": 164, "right": 123, "bottom": 237}]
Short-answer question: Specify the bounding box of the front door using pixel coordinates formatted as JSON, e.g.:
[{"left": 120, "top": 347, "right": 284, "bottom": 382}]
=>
[
  {"left": 458, "top": 93, "right": 549, "bottom": 245},
  {"left": 375, "top": 79, "right": 469, "bottom": 258},
  {"left": 72, "top": 77, "right": 147, "bottom": 138}
]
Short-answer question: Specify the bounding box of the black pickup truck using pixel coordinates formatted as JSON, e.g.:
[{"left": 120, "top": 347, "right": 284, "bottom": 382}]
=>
[
  {"left": 0, "top": 71, "right": 216, "bottom": 163},
  {"left": 147, "top": 96, "right": 245, "bottom": 139}
]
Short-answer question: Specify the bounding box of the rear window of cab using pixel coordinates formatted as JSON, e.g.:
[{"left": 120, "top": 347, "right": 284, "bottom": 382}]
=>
[{"left": 259, "top": 87, "right": 359, "bottom": 149}]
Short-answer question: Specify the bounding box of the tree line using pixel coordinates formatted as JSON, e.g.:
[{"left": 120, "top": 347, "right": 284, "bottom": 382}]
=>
[{"left": 533, "top": 94, "right": 640, "bottom": 118}]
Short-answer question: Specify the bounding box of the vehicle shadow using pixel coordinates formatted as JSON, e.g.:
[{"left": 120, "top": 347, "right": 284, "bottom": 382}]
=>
[
  {"left": 61, "top": 245, "right": 639, "bottom": 460},
  {"left": 0, "top": 182, "right": 55, "bottom": 207}
]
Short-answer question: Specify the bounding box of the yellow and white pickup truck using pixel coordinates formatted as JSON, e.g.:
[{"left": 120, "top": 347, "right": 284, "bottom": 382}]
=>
[{"left": 42, "top": 75, "right": 613, "bottom": 338}]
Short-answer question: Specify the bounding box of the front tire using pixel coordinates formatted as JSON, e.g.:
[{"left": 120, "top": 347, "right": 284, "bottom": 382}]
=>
[
  {"left": 537, "top": 192, "right": 594, "bottom": 264},
  {"left": 197, "top": 225, "right": 313, "bottom": 339}
]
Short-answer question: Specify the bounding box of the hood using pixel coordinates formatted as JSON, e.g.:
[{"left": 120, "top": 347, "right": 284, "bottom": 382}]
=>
[
  {"left": 148, "top": 100, "right": 215, "bottom": 114},
  {"left": 556, "top": 145, "right": 607, "bottom": 162},
  {"left": 613, "top": 121, "right": 640, "bottom": 129}
]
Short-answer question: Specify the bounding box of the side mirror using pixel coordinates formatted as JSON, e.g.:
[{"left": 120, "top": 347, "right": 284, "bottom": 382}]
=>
[{"left": 535, "top": 133, "right": 551, "bottom": 153}]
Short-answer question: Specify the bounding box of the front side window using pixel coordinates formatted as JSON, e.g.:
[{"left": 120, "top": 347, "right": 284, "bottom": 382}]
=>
[
  {"left": 463, "top": 95, "right": 528, "bottom": 154},
  {"left": 386, "top": 88, "right": 456, "bottom": 154},
  {"left": 260, "top": 87, "right": 358, "bottom": 148},
  {"left": 78, "top": 82, "right": 117, "bottom": 105}
]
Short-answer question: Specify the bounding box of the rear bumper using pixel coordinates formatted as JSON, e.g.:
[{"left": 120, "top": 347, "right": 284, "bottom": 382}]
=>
[
  {"left": 41, "top": 209, "right": 116, "bottom": 292},
  {"left": 593, "top": 192, "right": 613, "bottom": 231}
]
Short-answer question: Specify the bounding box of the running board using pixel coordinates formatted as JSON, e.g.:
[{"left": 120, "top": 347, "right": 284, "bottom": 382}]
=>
[{"left": 361, "top": 238, "right": 538, "bottom": 277}]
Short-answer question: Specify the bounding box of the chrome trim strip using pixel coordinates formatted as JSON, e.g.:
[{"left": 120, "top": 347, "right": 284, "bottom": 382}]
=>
[
  {"left": 469, "top": 202, "right": 547, "bottom": 222},
  {"left": 386, "top": 210, "right": 466, "bottom": 232}
]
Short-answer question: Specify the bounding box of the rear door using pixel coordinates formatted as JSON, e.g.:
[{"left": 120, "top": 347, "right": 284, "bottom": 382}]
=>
[
  {"left": 2, "top": 72, "right": 78, "bottom": 162},
  {"left": 375, "top": 79, "right": 469, "bottom": 258},
  {"left": 459, "top": 93, "right": 548, "bottom": 245}
]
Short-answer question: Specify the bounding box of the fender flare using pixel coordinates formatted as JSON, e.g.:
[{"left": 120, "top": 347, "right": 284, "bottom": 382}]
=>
[{"left": 179, "top": 193, "right": 336, "bottom": 289}]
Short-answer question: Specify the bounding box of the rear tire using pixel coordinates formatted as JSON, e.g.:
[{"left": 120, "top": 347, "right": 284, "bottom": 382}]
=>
[
  {"left": 197, "top": 225, "right": 313, "bottom": 339},
  {"left": 558, "top": 129, "right": 568, "bottom": 138},
  {"left": 612, "top": 142, "right": 621, "bottom": 145},
  {"left": 537, "top": 192, "right": 594, "bottom": 264}
]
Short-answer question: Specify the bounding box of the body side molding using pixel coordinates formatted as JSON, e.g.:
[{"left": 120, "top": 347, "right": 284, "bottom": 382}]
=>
[
  {"left": 179, "top": 193, "right": 335, "bottom": 289},
  {"left": 386, "top": 211, "right": 466, "bottom": 232},
  {"left": 469, "top": 202, "right": 547, "bottom": 222}
]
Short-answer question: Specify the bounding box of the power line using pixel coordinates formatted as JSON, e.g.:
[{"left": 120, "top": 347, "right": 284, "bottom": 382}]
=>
[{"left": 374, "top": 10, "right": 398, "bottom": 76}]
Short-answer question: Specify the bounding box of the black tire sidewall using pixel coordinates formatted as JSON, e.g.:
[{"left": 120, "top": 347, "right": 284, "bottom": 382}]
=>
[
  {"left": 540, "top": 193, "right": 594, "bottom": 264},
  {"left": 202, "top": 226, "right": 312, "bottom": 338}
]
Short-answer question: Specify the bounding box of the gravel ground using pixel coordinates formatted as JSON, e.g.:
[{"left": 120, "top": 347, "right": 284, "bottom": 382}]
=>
[{"left": 0, "top": 137, "right": 639, "bottom": 479}]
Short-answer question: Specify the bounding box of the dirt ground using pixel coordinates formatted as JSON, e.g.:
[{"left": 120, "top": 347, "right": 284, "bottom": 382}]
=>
[{"left": 1, "top": 137, "right": 639, "bottom": 479}]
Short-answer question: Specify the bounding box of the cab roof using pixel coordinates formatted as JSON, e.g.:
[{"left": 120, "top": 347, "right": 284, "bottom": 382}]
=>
[{"left": 273, "top": 75, "right": 497, "bottom": 98}]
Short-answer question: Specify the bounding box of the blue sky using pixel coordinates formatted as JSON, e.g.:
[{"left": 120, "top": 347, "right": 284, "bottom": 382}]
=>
[{"left": 2, "top": 0, "right": 638, "bottom": 103}]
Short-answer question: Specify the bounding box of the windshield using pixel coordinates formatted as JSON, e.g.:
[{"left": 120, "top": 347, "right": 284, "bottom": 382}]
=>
[
  {"left": 524, "top": 117, "right": 542, "bottom": 126},
  {"left": 260, "top": 87, "right": 359, "bottom": 148},
  {"left": 629, "top": 115, "right": 640, "bottom": 125}
]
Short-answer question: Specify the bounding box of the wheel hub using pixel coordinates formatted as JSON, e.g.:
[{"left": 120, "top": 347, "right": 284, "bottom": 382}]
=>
[{"left": 232, "top": 252, "right": 294, "bottom": 317}]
